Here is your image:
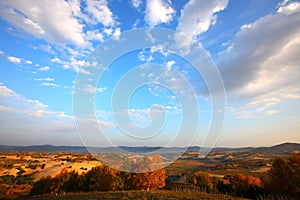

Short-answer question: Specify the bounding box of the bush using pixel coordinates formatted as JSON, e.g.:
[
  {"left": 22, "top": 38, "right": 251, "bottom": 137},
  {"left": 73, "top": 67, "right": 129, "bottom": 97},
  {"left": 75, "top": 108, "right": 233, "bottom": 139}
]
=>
[{"left": 30, "top": 176, "right": 53, "bottom": 195}]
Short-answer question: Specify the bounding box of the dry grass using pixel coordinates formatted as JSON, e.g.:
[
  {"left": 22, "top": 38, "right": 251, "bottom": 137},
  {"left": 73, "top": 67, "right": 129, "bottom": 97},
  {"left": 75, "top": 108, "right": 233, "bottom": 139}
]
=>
[
  {"left": 19, "top": 190, "right": 248, "bottom": 200},
  {"left": 209, "top": 169, "right": 267, "bottom": 178}
]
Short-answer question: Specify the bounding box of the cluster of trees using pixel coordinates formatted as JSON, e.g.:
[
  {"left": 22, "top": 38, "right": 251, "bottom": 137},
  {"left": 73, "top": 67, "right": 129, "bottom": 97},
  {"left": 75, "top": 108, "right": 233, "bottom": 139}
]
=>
[
  {"left": 29, "top": 153, "right": 299, "bottom": 198},
  {"left": 30, "top": 155, "right": 167, "bottom": 196},
  {"left": 187, "top": 172, "right": 263, "bottom": 198},
  {"left": 266, "top": 153, "right": 299, "bottom": 198},
  {"left": 216, "top": 174, "right": 263, "bottom": 198},
  {"left": 188, "top": 153, "right": 300, "bottom": 199}
]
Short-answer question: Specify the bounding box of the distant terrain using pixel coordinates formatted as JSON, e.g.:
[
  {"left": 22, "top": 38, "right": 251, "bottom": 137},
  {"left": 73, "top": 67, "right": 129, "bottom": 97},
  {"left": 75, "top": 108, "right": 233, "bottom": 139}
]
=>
[{"left": 0, "top": 142, "right": 299, "bottom": 154}]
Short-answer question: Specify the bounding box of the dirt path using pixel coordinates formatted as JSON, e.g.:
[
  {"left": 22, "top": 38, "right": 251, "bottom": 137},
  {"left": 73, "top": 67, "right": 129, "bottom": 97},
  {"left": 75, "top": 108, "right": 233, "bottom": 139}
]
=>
[{"left": 33, "top": 164, "right": 69, "bottom": 181}]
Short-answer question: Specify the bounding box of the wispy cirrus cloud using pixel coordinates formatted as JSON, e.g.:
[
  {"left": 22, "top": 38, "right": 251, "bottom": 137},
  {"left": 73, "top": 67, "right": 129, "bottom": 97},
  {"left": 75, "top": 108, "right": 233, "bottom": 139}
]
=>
[
  {"left": 0, "top": 83, "right": 113, "bottom": 145},
  {"left": 34, "top": 78, "right": 54, "bottom": 82},
  {"left": 41, "top": 82, "right": 60, "bottom": 88}
]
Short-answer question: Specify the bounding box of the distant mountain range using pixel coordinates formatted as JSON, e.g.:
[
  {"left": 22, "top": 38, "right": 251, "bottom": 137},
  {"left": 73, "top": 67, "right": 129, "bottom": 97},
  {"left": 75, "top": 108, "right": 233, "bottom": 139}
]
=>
[{"left": 0, "top": 142, "right": 299, "bottom": 154}]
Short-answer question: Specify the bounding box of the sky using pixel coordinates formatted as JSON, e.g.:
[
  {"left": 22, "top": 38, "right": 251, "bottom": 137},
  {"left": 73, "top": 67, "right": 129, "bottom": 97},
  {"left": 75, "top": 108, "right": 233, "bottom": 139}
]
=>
[{"left": 0, "top": 0, "right": 300, "bottom": 148}]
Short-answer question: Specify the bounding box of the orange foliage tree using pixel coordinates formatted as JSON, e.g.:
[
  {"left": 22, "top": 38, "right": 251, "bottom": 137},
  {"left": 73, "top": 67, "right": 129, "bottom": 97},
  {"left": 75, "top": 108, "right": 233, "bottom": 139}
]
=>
[
  {"left": 188, "top": 173, "right": 214, "bottom": 192},
  {"left": 121, "top": 155, "right": 167, "bottom": 191}
]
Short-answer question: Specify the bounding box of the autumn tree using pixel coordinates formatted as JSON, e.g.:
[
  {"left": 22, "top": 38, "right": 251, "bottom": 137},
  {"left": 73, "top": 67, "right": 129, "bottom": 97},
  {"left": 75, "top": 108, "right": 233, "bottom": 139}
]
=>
[
  {"left": 215, "top": 174, "right": 263, "bottom": 198},
  {"left": 268, "top": 153, "right": 300, "bottom": 197},
  {"left": 188, "top": 173, "right": 214, "bottom": 192},
  {"left": 287, "top": 153, "right": 300, "bottom": 197},
  {"left": 131, "top": 168, "right": 167, "bottom": 191},
  {"left": 229, "top": 174, "right": 263, "bottom": 198},
  {"left": 121, "top": 155, "right": 167, "bottom": 191},
  {"left": 84, "top": 166, "right": 123, "bottom": 191}
]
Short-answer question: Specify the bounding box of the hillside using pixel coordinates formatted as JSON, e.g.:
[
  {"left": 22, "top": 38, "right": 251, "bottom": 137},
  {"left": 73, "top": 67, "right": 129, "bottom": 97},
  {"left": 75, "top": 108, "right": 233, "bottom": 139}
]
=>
[{"left": 0, "top": 142, "right": 299, "bottom": 154}]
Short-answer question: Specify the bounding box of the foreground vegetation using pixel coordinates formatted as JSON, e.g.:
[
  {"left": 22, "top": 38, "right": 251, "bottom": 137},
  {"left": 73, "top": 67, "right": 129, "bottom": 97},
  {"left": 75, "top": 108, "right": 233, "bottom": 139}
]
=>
[
  {"left": 0, "top": 152, "right": 299, "bottom": 199},
  {"left": 19, "top": 190, "right": 247, "bottom": 200}
]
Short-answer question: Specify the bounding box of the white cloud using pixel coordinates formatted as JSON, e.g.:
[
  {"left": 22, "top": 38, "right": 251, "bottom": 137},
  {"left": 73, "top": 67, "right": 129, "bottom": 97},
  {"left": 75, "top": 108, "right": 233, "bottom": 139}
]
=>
[
  {"left": 0, "top": 84, "right": 107, "bottom": 121},
  {"left": 39, "top": 66, "right": 50, "bottom": 71},
  {"left": 34, "top": 78, "right": 54, "bottom": 81},
  {"left": 0, "top": 83, "right": 47, "bottom": 111},
  {"left": 85, "top": 30, "right": 104, "bottom": 42},
  {"left": 166, "top": 60, "right": 175, "bottom": 71},
  {"left": 177, "top": 0, "right": 228, "bottom": 38},
  {"left": 150, "top": 44, "right": 171, "bottom": 57},
  {"left": 227, "top": 87, "right": 300, "bottom": 119},
  {"left": 0, "top": 50, "right": 4, "bottom": 55},
  {"left": 145, "top": 0, "right": 175, "bottom": 27},
  {"left": 7, "top": 56, "right": 21, "bottom": 64},
  {"left": 218, "top": 0, "right": 300, "bottom": 98},
  {"left": 84, "top": 84, "right": 106, "bottom": 94},
  {"left": 138, "top": 51, "right": 154, "bottom": 62},
  {"left": 41, "top": 82, "right": 59, "bottom": 88},
  {"left": 277, "top": 1, "right": 300, "bottom": 15},
  {"left": 0, "top": 0, "right": 86, "bottom": 46},
  {"left": 85, "top": 0, "right": 116, "bottom": 27},
  {"left": 103, "top": 28, "right": 113, "bottom": 35},
  {"left": 113, "top": 27, "right": 121, "bottom": 40},
  {"left": 131, "top": 0, "right": 142, "bottom": 9},
  {"left": 0, "top": 83, "right": 18, "bottom": 98},
  {"left": 50, "top": 57, "right": 61, "bottom": 63},
  {"left": 25, "top": 60, "right": 32, "bottom": 64}
]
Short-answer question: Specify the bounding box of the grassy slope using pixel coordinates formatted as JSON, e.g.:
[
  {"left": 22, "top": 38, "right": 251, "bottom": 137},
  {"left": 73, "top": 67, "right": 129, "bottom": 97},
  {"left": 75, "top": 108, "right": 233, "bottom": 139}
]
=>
[{"left": 19, "top": 191, "right": 248, "bottom": 200}]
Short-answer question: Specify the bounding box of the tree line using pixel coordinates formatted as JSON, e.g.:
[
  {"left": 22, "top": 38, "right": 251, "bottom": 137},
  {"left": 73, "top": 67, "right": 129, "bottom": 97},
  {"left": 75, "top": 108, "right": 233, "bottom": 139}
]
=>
[
  {"left": 29, "top": 153, "right": 299, "bottom": 199},
  {"left": 187, "top": 153, "right": 299, "bottom": 199},
  {"left": 30, "top": 155, "right": 166, "bottom": 196}
]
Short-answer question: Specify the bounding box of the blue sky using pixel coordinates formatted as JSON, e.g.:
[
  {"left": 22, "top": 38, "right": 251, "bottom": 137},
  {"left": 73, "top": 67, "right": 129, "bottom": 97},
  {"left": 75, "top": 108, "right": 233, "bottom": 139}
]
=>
[{"left": 0, "top": 0, "right": 299, "bottom": 147}]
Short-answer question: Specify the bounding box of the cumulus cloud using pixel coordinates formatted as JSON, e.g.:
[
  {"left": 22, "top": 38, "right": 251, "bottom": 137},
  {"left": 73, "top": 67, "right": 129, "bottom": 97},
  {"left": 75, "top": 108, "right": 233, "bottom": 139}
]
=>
[
  {"left": 166, "top": 60, "right": 176, "bottom": 71},
  {"left": 217, "top": 0, "right": 300, "bottom": 98},
  {"left": 7, "top": 56, "right": 21, "bottom": 64},
  {"left": 85, "top": 30, "right": 104, "bottom": 42},
  {"left": 84, "top": 0, "right": 116, "bottom": 27},
  {"left": 145, "top": 0, "right": 175, "bottom": 27},
  {"left": 0, "top": 0, "right": 121, "bottom": 77},
  {"left": 113, "top": 27, "right": 121, "bottom": 40},
  {"left": 0, "top": 0, "right": 86, "bottom": 46},
  {"left": 177, "top": 0, "right": 228, "bottom": 38}
]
